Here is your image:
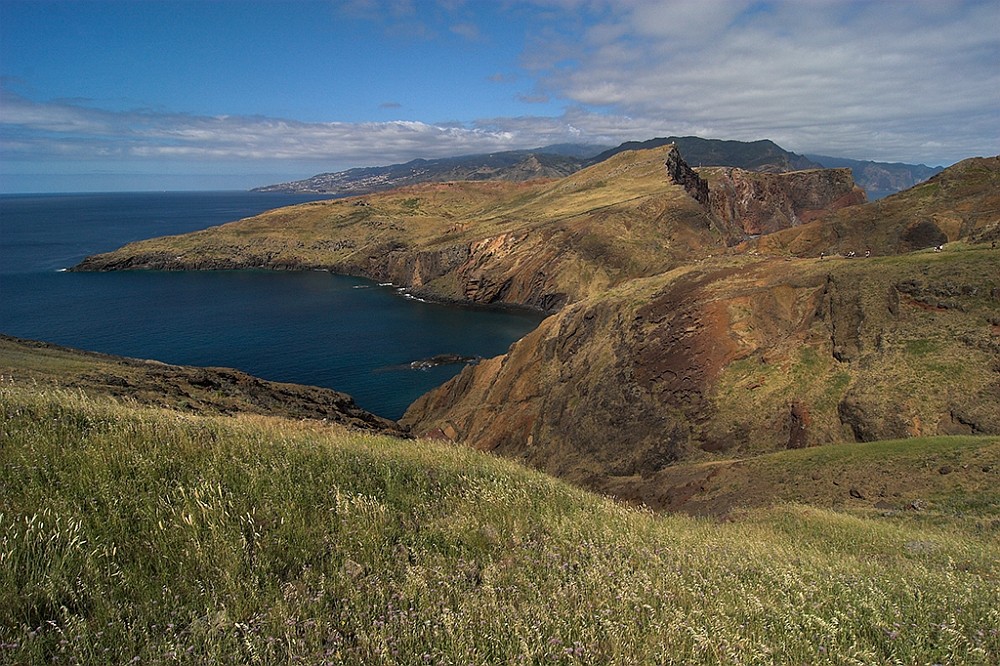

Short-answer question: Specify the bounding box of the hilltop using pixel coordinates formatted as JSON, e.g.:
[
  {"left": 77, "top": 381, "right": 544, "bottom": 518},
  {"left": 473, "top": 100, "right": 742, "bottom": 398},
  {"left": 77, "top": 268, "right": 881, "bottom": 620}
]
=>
[{"left": 586, "top": 136, "right": 820, "bottom": 171}]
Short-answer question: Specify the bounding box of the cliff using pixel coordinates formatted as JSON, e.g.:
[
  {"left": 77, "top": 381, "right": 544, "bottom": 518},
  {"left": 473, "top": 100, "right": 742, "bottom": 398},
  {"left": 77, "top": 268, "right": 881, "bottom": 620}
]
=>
[
  {"left": 700, "top": 167, "right": 866, "bottom": 240},
  {"left": 402, "top": 246, "right": 1000, "bottom": 504},
  {"left": 65, "top": 147, "right": 1000, "bottom": 508},
  {"left": 75, "top": 146, "right": 720, "bottom": 311},
  {"left": 806, "top": 154, "right": 944, "bottom": 200}
]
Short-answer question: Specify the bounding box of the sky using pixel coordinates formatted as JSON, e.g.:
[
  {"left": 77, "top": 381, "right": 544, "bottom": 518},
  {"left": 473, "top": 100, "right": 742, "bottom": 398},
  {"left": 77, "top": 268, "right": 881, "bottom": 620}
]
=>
[{"left": 1, "top": 0, "right": 998, "bottom": 193}]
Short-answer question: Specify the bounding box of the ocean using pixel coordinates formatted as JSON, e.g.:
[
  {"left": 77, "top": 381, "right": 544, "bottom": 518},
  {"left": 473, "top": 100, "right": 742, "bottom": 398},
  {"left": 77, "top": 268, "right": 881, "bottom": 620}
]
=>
[{"left": 0, "top": 191, "right": 544, "bottom": 420}]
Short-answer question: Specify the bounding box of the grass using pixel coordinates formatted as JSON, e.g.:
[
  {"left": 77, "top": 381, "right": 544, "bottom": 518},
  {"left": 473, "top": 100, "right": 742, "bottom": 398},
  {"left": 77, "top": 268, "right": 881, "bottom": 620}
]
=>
[
  {"left": 2, "top": 385, "right": 998, "bottom": 664},
  {"left": 726, "top": 436, "right": 1000, "bottom": 516},
  {"left": 73, "top": 146, "right": 714, "bottom": 310}
]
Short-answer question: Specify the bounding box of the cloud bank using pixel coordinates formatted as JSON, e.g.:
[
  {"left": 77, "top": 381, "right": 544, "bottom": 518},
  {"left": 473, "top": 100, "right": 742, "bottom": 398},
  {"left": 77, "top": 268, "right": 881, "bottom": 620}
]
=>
[
  {"left": 2, "top": 0, "right": 998, "bottom": 191},
  {"left": 546, "top": 0, "right": 1000, "bottom": 165}
]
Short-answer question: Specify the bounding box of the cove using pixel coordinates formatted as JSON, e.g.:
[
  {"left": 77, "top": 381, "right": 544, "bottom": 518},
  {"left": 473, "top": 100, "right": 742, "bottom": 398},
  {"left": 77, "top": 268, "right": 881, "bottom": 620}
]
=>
[{"left": 0, "top": 192, "right": 544, "bottom": 420}]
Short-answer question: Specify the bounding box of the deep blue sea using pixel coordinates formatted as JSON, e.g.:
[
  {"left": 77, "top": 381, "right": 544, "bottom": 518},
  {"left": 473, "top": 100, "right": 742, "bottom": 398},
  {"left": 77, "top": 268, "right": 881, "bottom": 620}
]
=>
[{"left": 0, "top": 191, "right": 544, "bottom": 420}]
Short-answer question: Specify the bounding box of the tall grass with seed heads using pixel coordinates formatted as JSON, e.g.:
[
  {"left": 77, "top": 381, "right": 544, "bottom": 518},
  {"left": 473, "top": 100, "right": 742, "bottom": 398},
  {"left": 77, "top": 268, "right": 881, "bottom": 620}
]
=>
[{"left": 1, "top": 386, "right": 997, "bottom": 664}]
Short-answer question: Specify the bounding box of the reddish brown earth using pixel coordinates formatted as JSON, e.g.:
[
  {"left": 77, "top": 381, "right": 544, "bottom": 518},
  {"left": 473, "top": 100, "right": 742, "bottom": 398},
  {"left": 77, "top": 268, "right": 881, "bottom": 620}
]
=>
[
  {"left": 754, "top": 155, "right": 1000, "bottom": 257},
  {"left": 700, "top": 166, "right": 866, "bottom": 239},
  {"left": 403, "top": 246, "right": 1000, "bottom": 500}
]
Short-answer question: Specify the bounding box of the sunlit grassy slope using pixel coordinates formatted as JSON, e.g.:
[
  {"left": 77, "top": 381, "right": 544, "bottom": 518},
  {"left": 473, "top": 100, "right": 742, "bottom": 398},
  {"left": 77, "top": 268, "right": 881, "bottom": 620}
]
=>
[
  {"left": 2, "top": 385, "right": 997, "bottom": 664},
  {"left": 72, "top": 146, "right": 718, "bottom": 310}
]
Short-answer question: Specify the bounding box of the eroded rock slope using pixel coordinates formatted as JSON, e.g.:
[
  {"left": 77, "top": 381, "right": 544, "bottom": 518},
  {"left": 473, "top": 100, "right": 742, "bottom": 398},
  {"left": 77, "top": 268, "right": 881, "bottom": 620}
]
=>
[{"left": 402, "top": 247, "right": 1000, "bottom": 499}]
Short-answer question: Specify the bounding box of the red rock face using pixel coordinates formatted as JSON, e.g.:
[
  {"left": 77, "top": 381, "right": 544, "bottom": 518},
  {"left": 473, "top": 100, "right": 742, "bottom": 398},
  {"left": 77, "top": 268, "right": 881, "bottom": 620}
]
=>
[{"left": 702, "top": 167, "right": 866, "bottom": 238}]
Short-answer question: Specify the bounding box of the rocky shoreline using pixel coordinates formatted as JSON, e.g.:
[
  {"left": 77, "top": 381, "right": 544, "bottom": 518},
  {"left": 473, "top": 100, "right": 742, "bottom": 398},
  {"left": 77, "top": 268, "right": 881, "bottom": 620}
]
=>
[{"left": 0, "top": 335, "right": 407, "bottom": 436}]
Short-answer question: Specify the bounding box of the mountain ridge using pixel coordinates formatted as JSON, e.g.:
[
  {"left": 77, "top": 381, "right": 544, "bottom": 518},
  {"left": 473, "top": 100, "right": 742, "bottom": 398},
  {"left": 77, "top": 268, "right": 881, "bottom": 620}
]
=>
[
  {"left": 252, "top": 136, "right": 940, "bottom": 200},
  {"left": 251, "top": 144, "right": 605, "bottom": 195},
  {"left": 586, "top": 136, "right": 821, "bottom": 171}
]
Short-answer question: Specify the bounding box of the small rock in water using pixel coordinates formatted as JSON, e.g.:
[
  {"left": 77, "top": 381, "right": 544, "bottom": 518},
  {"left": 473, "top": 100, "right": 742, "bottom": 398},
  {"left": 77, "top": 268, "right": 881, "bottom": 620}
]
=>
[{"left": 408, "top": 353, "right": 480, "bottom": 370}]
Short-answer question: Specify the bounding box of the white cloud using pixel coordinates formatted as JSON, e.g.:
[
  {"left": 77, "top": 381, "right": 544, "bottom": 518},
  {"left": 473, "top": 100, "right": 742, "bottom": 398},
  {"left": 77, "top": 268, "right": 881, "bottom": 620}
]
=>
[
  {"left": 525, "top": 0, "right": 1000, "bottom": 164},
  {"left": 449, "top": 22, "right": 482, "bottom": 41},
  {"left": 2, "top": 0, "right": 997, "bottom": 191},
  {"left": 0, "top": 91, "right": 557, "bottom": 169}
]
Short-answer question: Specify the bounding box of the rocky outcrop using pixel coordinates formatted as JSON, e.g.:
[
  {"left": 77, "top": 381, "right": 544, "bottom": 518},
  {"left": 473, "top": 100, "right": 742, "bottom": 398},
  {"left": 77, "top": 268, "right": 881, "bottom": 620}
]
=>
[
  {"left": 664, "top": 147, "right": 710, "bottom": 206},
  {"left": 701, "top": 167, "right": 866, "bottom": 239},
  {"left": 805, "top": 154, "right": 944, "bottom": 201},
  {"left": 0, "top": 335, "right": 405, "bottom": 435},
  {"left": 403, "top": 249, "right": 1000, "bottom": 497}
]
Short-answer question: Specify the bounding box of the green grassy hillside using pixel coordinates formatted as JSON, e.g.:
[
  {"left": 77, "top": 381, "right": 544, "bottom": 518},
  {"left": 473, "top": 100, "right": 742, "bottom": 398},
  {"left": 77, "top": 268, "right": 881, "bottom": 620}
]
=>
[{"left": 2, "top": 384, "right": 998, "bottom": 664}]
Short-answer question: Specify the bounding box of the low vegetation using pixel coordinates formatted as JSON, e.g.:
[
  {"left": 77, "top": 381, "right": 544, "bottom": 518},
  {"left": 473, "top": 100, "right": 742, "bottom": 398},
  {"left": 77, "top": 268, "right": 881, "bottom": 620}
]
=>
[{"left": 2, "top": 384, "right": 998, "bottom": 664}]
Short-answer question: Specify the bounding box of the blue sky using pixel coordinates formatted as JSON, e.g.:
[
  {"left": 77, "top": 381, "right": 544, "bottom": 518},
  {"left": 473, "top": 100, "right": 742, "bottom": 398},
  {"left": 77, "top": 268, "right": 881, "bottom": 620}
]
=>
[{"left": 1, "top": 0, "right": 998, "bottom": 192}]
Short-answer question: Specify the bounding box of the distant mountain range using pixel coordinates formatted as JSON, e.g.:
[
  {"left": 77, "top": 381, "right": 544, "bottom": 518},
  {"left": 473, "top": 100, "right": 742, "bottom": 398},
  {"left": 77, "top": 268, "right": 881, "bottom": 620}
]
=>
[
  {"left": 252, "top": 136, "right": 945, "bottom": 201},
  {"left": 251, "top": 144, "right": 606, "bottom": 196},
  {"left": 585, "top": 136, "right": 820, "bottom": 171},
  {"left": 804, "top": 154, "right": 944, "bottom": 200}
]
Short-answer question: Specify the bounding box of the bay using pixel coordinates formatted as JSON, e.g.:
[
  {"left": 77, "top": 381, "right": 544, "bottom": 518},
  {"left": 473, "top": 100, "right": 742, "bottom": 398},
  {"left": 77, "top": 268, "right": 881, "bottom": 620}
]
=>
[{"left": 0, "top": 192, "right": 544, "bottom": 420}]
